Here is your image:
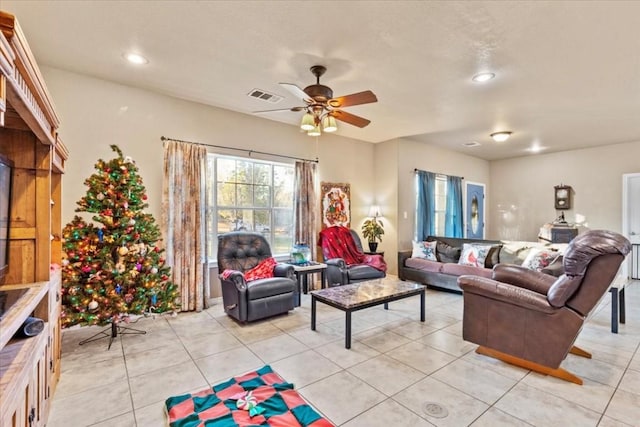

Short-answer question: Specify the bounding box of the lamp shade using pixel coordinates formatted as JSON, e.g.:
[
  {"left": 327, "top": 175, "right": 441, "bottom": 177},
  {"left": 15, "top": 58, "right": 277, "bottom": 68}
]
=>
[
  {"left": 307, "top": 125, "right": 321, "bottom": 136},
  {"left": 368, "top": 205, "right": 381, "bottom": 217},
  {"left": 322, "top": 115, "right": 338, "bottom": 133},
  {"left": 300, "top": 113, "right": 315, "bottom": 131}
]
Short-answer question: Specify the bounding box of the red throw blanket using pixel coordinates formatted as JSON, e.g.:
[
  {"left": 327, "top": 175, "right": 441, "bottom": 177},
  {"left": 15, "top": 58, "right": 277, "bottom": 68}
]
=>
[{"left": 318, "top": 226, "right": 387, "bottom": 272}]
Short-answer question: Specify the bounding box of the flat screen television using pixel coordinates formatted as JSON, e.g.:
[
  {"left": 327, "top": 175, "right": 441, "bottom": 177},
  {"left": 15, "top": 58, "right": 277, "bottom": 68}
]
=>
[{"left": 0, "top": 154, "right": 13, "bottom": 283}]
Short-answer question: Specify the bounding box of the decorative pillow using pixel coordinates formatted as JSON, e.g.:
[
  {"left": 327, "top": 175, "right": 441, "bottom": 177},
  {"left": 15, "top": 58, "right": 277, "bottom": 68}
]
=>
[
  {"left": 412, "top": 240, "right": 438, "bottom": 261},
  {"left": 435, "top": 240, "right": 462, "bottom": 263},
  {"left": 458, "top": 243, "right": 493, "bottom": 268},
  {"left": 244, "top": 257, "right": 277, "bottom": 282},
  {"left": 485, "top": 244, "right": 503, "bottom": 269},
  {"left": 522, "top": 248, "right": 561, "bottom": 272}
]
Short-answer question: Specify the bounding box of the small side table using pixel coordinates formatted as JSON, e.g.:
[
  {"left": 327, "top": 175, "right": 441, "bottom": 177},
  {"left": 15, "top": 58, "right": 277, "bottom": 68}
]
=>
[
  {"left": 610, "top": 275, "right": 630, "bottom": 333},
  {"left": 364, "top": 251, "right": 384, "bottom": 257},
  {"left": 289, "top": 262, "right": 328, "bottom": 307}
]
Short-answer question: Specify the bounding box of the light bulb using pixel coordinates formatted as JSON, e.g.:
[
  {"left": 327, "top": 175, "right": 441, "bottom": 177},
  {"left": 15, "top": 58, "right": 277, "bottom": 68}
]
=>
[
  {"left": 307, "top": 125, "right": 321, "bottom": 136},
  {"left": 490, "top": 131, "right": 512, "bottom": 142}
]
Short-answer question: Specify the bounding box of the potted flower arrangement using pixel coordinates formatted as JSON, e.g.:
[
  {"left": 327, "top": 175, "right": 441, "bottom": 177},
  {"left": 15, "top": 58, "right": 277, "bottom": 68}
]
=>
[{"left": 361, "top": 217, "right": 384, "bottom": 252}]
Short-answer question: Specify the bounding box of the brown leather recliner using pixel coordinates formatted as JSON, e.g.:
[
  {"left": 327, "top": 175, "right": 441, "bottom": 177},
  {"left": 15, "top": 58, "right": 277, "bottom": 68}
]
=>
[
  {"left": 217, "top": 232, "right": 296, "bottom": 322},
  {"left": 458, "top": 229, "right": 631, "bottom": 384}
]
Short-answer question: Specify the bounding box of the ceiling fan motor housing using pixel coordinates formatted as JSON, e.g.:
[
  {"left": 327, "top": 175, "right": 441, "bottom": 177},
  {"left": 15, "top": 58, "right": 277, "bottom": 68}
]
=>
[{"left": 303, "top": 84, "right": 333, "bottom": 102}]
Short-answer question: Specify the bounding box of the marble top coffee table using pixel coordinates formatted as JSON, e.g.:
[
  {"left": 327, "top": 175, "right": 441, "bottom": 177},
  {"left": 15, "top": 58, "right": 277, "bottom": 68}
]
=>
[{"left": 310, "top": 277, "right": 426, "bottom": 349}]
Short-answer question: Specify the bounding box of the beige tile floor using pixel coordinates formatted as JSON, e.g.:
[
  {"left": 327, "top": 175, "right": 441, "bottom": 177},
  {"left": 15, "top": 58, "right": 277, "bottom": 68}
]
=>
[{"left": 48, "top": 278, "right": 640, "bottom": 427}]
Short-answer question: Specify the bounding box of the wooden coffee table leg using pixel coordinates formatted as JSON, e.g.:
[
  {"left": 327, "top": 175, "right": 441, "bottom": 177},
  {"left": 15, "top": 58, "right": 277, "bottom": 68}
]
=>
[
  {"left": 311, "top": 296, "right": 317, "bottom": 331},
  {"left": 620, "top": 287, "right": 626, "bottom": 324},
  {"left": 345, "top": 310, "right": 352, "bottom": 349},
  {"left": 611, "top": 288, "right": 619, "bottom": 333},
  {"left": 420, "top": 290, "right": 425, "bottom": 322}
]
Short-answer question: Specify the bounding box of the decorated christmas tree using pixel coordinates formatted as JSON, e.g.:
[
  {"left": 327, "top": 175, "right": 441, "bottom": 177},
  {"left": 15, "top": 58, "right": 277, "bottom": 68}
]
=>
[{"left": 61, "top": 145, "right": 179, "bottom": 328}]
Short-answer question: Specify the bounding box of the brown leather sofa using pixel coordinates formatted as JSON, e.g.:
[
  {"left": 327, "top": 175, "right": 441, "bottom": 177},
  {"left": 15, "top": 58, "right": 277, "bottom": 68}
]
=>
[
  {"left": 458, "top": 229, "right": 631, "bottom": 384},
  {"left": 217, "top": 232, "right": 296, "bottom": 322}
]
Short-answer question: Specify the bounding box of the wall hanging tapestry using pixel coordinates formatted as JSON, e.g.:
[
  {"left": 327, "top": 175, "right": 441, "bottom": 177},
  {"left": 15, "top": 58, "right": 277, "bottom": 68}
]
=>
[{"left": 320, "top": 182, "right": 350, "bottom": 229}]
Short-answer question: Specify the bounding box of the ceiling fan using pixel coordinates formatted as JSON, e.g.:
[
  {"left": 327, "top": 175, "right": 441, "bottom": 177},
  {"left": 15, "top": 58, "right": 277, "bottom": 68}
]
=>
[{"left": 254, "top": 65, "right": 377, "bottom": 135}]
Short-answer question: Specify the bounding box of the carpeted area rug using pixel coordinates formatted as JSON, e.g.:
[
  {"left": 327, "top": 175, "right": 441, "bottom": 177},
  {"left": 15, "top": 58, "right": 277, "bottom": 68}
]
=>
[{"left": 165, "top": 365, "right": 335, "bottom": 426}]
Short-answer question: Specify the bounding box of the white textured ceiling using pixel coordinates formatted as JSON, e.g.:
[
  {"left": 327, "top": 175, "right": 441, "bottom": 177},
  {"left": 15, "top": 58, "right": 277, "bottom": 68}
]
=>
[{"left": 3, "top": 1, "right": 640, "bottom": 160}]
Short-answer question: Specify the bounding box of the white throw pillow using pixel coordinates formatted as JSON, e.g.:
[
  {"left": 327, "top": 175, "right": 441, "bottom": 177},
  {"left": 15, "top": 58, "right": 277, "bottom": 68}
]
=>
[
  {"left": 412, "top": 240, "right": 438, "bottom": 261},
  {"left": 458, "top": 243, "right": 492, "bottom": 268},
  {"left": 522, "top": 248, "right": 561, "bottom": 272}
]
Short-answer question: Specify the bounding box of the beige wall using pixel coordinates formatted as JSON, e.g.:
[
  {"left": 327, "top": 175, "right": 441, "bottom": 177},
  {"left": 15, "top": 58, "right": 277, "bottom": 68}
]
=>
[
  {"left": 42, "top": 66, "right": 377, "bottom": 294},
  {"left": 371, "top": 139, "right": 400, "bottom": 273},
  {"left": 42, "top": 66, "right": 376, "bottom": 226},
  {"left": 489, "top": 141, "right": 640, "bottom": 241},
  {"left": 395, "top": 138, "right": 492, "bottom": 248},
  {"left": 41, "top": 66, "right": 639, "bottom": 287}
]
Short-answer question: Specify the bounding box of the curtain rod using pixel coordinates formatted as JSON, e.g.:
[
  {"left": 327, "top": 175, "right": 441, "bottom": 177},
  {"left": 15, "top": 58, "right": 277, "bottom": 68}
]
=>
[
  {"left": 160, "top": 136, "right": 319, "bottom": 163},
  {"left": 413, "top": 168, "right": 464, "bottom": 180}
]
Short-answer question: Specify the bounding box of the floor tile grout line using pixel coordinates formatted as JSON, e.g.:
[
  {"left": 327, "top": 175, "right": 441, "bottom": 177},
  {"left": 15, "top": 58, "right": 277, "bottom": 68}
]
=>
[
  {"left": 595, "top": 339, "right": 640, "bottom": 426},
  {"left": 51, "top": 283, "right": 640, "bottom": 427}
]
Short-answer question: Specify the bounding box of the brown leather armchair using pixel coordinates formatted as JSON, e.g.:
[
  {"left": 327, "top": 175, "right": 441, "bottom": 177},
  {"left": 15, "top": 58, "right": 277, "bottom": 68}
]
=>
[
  {"left": 458, "top": 229, "right": 631, "bottom": 384},
  {"left": 217, "top": 232, "right": 296, "bottom": 322}
]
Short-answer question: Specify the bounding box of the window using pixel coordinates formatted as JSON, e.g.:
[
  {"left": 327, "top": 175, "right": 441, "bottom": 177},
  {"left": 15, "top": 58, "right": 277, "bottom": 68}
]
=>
[
  {"left": 206, "top": 154, "right": 295, "bottom": 260},
  {"left": 434, "top": 175, "right": 447, "bottom": 236},
  {"left": 415, "top": 173, "right": 448, "bottom": 237}
]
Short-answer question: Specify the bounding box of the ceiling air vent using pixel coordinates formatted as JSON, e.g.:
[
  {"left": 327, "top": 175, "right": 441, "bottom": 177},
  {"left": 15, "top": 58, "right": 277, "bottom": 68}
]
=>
[
  {"left": 248, "top": 89, "right": 283, "bottom": 104},
  {"left": 463, "top": 141, "right": 481, "bottom": 147}
]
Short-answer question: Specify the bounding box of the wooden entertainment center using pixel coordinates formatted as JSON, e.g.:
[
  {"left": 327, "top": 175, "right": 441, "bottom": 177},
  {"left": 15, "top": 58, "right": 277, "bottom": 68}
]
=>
[{"left": 0, "top": 11, "right": 68, "bottom": 427}]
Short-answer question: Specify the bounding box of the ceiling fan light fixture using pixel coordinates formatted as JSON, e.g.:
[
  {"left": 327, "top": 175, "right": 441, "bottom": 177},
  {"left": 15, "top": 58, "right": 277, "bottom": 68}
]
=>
[
  {"left": 322, "top": 115, "right": 338, "bottom": 133},
  {"left": 308, "top": 125, "right": 322, "bottom": 137},
  {"left": 490, "top": 131, "right": 512, "bottom": 142},
  {"left": 300, "top": 113, "right": 315, "bottom": 131}
]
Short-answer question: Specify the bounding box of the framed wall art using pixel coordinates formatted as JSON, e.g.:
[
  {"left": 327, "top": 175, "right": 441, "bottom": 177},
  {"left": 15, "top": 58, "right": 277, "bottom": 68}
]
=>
[{"left": 320, "top": 182, "right": 350, "bottom": 229}]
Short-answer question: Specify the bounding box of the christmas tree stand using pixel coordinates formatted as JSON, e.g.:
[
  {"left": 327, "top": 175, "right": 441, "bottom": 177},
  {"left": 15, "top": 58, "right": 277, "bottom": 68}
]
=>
[{"left": 79, "top": 321, "right": 146, "bottom": 350}]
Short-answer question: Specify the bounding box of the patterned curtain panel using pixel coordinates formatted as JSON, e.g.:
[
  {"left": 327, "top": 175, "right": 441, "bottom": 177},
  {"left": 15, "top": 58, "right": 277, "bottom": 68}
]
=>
[
  {"left": 416, "top": 170, "right": 436, "bottom": 240},
  {"left": 162, "top": 140, "right": 209, "bottom": 311},
  {"left": 445, "top": 175, "right": 463, "bottom": 237},
  {"left": 294, "top": 161, "right": 318, "bottom": 260}
]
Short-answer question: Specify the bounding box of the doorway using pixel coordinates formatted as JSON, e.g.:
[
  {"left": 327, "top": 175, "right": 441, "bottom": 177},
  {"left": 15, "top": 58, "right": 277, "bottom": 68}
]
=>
[{"left": 622, "top": 173, "right": 640, "bottom": 279}]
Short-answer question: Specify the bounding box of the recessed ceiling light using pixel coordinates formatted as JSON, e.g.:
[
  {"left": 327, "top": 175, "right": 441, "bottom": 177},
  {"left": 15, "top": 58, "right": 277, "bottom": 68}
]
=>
[
  {"left": 463, "top": 141, "right": 481, "bottom": 147},
  {"left": 124, "top": 52, "right": 148, "bottom": 65},
  {"left": 527, "top": 144, "right": 547, "bottom": 153},
  {"left": 490, "top": 131, "right": 512, "bottom": 142},
  {"left": 472, "top": 72, "right": 495, "bottom": 83}
]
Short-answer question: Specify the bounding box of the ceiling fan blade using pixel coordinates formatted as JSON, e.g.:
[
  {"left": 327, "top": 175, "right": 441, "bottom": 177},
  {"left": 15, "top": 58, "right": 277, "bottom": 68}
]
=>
[
  {"left": 279, "top": 83, "right": 313, "bottom": 103},
  {"left": 329, "top": 90, "right": 377, "bottom": 108},
  {"left": 329, "top": 110, "right": 371, "bottom": 128},
  {"left": 253, "top": 106, "right": 307, "bottom": 114}
]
